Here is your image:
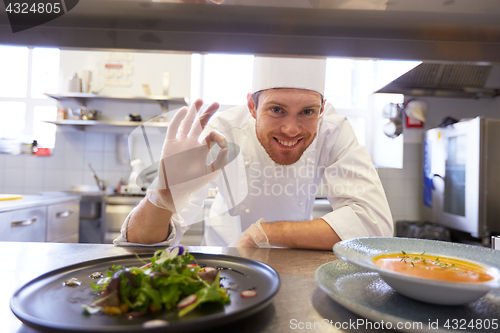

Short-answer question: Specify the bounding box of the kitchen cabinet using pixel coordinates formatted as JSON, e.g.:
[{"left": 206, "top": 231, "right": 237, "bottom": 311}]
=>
[
  {"left": 0, "top": 206, "right": 47, "bottom": 242},
  {"left": 47, "top": 201, "right": 80, "bottom": 243},
  {"left": 0, "top": 195, "right": 81, "bottom": 243}
]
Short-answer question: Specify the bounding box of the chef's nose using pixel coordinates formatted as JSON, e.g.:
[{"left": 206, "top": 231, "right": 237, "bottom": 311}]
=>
[{"left": 281, "top": 115, "right": 301, "bottom": 137}]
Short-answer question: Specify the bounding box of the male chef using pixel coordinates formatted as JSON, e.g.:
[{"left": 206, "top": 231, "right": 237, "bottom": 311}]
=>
[{"left": 115, "top": 56, "right": 393, "bottom": 250}]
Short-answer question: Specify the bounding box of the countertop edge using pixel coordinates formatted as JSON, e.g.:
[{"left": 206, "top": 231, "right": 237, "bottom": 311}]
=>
[{"left": 0, "top": 194, "right": 82, "bottom": 213}]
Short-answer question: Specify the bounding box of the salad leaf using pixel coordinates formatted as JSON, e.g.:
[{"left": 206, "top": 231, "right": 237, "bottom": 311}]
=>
[{"left": 82, "top": 246, "right": 230, "bottom": 318}]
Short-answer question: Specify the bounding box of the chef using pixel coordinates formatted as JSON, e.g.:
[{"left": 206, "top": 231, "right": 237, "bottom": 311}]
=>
[{"left": 115, "top": 56, "right": 393, "bottom": 249}]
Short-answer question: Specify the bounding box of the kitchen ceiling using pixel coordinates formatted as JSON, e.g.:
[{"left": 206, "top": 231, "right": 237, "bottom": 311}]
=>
[{"left": 1, "top": 0, "right": 500, "bottom": 63}]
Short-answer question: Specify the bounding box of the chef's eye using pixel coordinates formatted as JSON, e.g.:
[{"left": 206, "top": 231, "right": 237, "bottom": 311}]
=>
[
  {"left": 302, "top": 109, "right": 315, "bottom": 115},
  {"left": 270, "top": 106, "right": 283, "bottom": 114}
]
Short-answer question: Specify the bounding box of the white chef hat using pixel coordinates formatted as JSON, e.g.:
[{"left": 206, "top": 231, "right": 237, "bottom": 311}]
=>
[{"left": 252, "top": 56, "right": 327, "bottom": 96}]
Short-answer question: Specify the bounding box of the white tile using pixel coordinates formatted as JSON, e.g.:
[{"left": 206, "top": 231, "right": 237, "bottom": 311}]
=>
[
  {"left": 384, "top": 179, "right": 405, "bottom": 198},
  {"left": 85, "top": 133, "right": 105, "bottom": 152},
  {"left": 403, "top": 180, "right": 422, "bottom": 198},
  {"left": 103, "top": 151, "right": 123, "bottom": 171},
  {"left": 43, "top": 169, "right": 66, "bottom": 189},
  {"left": 404, "top": 199, "right": 423, "bottom": 220},
  {"left": 403, "top": 143, "right": 423, "bottom": 162},
  {"left": 64, "top": 170, "right": 84, "bottom": 188},
  {"left": 387, "top": 197, "right": 406, "bottom": 217},
  {"left": 104, "top": 133, "right": 117, "bottom": 152},
  {"left": 24, "top": 170, "right": 45, "bottom": 188},
  {"left": 63, "top": 131, "right": 86, "bottom": 152},
  {"left": 376, "top": 167, "right": 389, "bottom": 178},
  {"left": 4, "top": 155, "right": 26, "bottom": 169},
  {"left": 383, "top": 167, "right": 405, "bottom": 180},
  {"left": 24, "top": 155, "right": 47, "bottom": 170},
  {"left": 54, "top": 130, "right": 67, "bottom": 151},
  {"left": 3, "top": 186, "right": 25, "bottom": 195},
  {"left": 44, "top": 186, "right": 68, "bottom": 192},
  {"left": 84, "top": 151, "right": 104, "bottom": 172},
  {"left": 402, "top": 162, "right": 422, "bottom": 180},
  {"left": 3, "top": 168, "right": 25, "bottom": 189},
  {"left": 63, "top": 149, "right": 85, "bottom": 171},
  {"left": 23, "top": 187, "right": 44, "bottom": 195},
  {"left": 44, "top": 150, "right": 66, "bottom": 169},
  {"left": 0, "top": 154, "right": 6, "bottom": 168}
]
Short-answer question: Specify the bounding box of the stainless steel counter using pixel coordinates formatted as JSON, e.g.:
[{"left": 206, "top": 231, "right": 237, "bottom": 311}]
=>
[
  {"left": 2, "top": 242, "right": 391, "bottom": 333},
  {"left": 0, "top": 194, "right": 81, "bottom": 213}
]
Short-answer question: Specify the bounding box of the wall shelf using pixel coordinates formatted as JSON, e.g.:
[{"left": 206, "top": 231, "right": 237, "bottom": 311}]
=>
[
  {"left": 45, "top": 120, "right": 169, "bottom": 132},
  {"left": 45, "top": 93, "right": 188, "bottom": 109}
]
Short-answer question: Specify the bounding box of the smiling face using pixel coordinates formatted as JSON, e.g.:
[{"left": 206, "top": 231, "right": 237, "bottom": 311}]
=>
[{"left": 247, "top": 88, "right": 325, "bottom": 165}]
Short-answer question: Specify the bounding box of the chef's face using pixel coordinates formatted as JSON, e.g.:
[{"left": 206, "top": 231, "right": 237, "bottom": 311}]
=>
[{"left": 247, "top": 88, "right": 325, "bottom": 165}]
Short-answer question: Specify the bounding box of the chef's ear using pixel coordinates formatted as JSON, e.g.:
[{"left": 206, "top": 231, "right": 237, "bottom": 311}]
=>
[
  {"left": 319, "top": 98, "right": 327, "bottom": 116},
  {"left": 247, "top": 92, "right": 257, "bottom": 119}
]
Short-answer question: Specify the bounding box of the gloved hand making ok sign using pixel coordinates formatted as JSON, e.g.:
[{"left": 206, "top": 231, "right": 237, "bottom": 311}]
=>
[{"left": 147, "top": 99, "right": 228, "bottom": 213}]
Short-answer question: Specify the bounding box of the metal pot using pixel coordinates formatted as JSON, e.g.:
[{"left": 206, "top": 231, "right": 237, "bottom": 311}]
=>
[{"left": 82, "top": 109, "right": 100, "bottom": 120}]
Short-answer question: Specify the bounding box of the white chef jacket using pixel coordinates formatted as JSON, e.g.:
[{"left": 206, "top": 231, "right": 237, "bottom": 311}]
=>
[{"left": 114, "top": 103, "right": 393, "bottom": 247}]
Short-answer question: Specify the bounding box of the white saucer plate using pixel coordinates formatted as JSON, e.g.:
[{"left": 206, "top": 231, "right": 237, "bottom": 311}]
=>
[
  {"left": 315, "top": 260, "right": 500, "bottom": 333},
  {"left": 333, "top": 237, "right": 500, "bottom": 305}
]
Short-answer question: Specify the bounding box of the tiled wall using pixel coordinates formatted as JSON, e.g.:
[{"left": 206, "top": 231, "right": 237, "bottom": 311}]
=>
[
  {"left": 377, "top": 143, "right": 423, "bottom": 223},
  {"left": 0, "top": 128, "right": 132, "bottom": 195}
]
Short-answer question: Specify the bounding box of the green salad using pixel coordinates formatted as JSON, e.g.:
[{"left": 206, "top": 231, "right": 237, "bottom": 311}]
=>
[{"left": 82, "top": 246, "right": 230, "bottom": 318}]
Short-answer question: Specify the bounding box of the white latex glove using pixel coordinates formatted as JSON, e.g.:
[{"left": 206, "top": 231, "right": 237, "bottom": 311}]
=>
[
  {"left": 147, "top": 99, "right": 228, "bottom": 213},
  {"left": 229, "top": 218, "right": 271, "bottom": 248}
]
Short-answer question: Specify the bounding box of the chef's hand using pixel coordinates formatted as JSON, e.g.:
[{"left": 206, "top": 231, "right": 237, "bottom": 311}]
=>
[
  {"left": 229, "top": 218, "right": 271, "bottom": 248},
  {"left": 147, "top": 99, "right": 228, "bottom": 212}
]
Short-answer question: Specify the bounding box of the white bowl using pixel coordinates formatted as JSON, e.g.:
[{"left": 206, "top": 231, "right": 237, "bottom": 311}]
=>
[{"left": 333, "top": 237, "right": 500, "bottom": 305}]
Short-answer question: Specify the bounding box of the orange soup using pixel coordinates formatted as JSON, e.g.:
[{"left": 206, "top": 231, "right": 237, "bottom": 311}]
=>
[{"left": 373, "top": 252, "right": 496, "bottom": 283}]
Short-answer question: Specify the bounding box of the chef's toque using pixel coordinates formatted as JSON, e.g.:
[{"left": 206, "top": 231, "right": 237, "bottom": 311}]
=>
[{"left": 252, "top": 56, "right": 327, "bottom": 95}]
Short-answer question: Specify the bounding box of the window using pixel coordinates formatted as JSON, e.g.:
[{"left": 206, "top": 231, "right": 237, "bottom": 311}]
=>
[
  {"left": 191, "top": 53, "right": 254, "bottom": 106},
  {"left": 324, "top": 58, "right": 420, "bottom": 167},
  {"left": 0, "top": 46, "right": 60, "bottom": 151},
  {"left": 0, "top": 46, "right": 29, "bottom": 98}
]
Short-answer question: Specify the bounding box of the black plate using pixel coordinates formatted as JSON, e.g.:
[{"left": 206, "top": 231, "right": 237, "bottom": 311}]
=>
[{"left": 10, "top": 253, "right": 280, "bottom": 332}]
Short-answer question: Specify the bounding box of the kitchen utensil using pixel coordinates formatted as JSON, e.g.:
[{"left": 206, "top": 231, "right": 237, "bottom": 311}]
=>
[
  {"left": 129, "top": 114, "right": 142, "bottom": 121},
  {"left": 11, "top": 252, "right": 280, "bottom": 333},
  {"left": 67, "top": 108, "right": 83, "bottom": 120},
  {"left": 405, "top": 100, "right": 427, "bottom": 122},
  {"left": 81, "top": 109, "right": 100, "bottom": 120},
  {"left": 315, "top": 260, "right": 500, "bottom": 333},
  {"left": 333, "top": 237, "right": 500, "bottom": 305},
  {"left": 88, "top": 163, "right": 105, "bottom": 191},
  {"left": 383, "top": 118, "right": 403, "bottom": 138},
  {"left": 382, "top": 103, "right": 401, "bottom": 119}
]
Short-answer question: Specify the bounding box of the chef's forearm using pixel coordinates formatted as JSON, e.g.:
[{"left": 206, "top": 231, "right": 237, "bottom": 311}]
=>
[
  {"left": 127, "top": 198, "right": 172, "bottom": 244},
  {"left": 261, "top": 219, "right": 341, "bottom": 250}
]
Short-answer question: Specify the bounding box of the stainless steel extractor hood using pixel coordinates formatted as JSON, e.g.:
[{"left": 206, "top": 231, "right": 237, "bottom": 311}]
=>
[
  {"left": 375, "top": 63, "right": 500, "bottom": 98},
  {"left": 1, "top": 0, "right": 500, "bottom": 63}
]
